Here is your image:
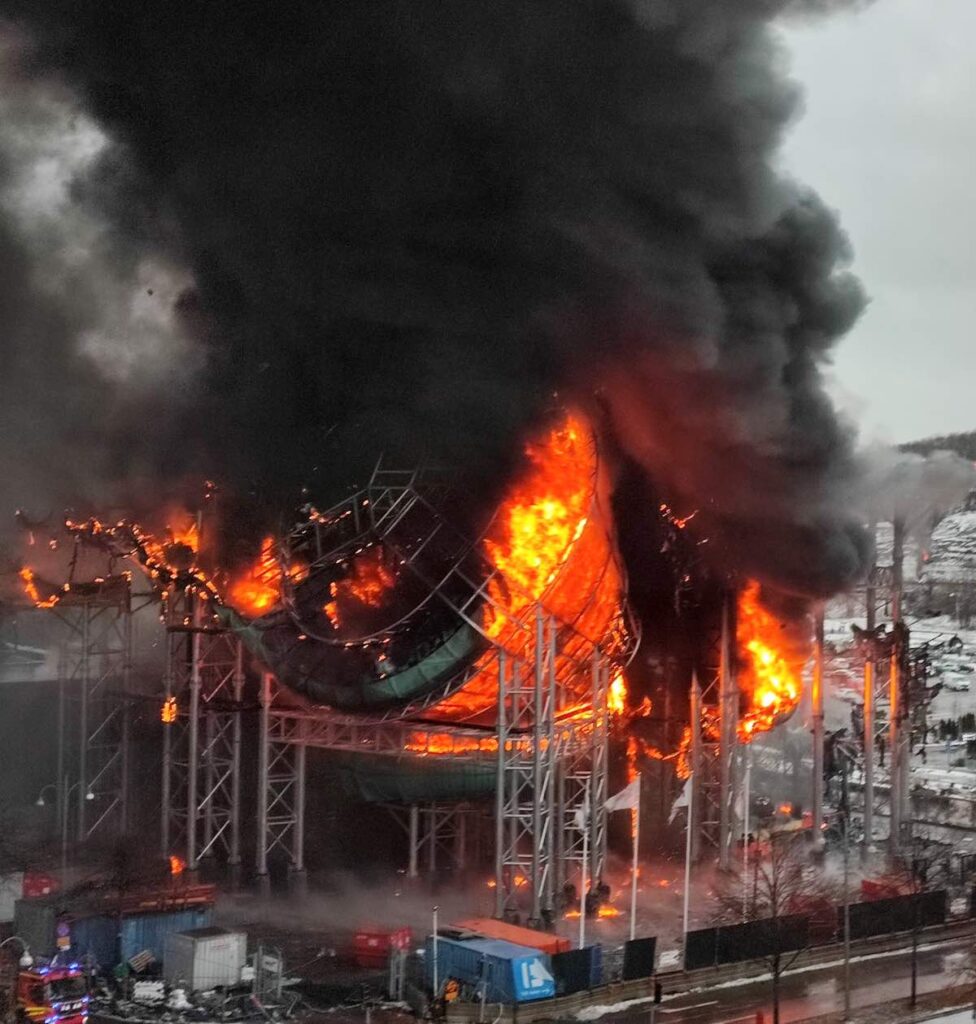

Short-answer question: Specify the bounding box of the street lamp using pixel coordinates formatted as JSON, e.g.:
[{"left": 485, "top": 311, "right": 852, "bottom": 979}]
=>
[
  {"left": 35, "top": 777, "right": 94, "bottom": 878},
  {"left": 0, "top": 935, "right": 34, "bottom": 968}
]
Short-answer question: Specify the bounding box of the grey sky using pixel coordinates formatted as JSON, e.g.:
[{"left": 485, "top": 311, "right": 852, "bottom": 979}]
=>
[{"left": 780, "top": 1, "right": 976, "bottom": 445}]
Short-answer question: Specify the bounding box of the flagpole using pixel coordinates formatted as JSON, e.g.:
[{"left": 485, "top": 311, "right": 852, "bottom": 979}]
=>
[
  {"left": 682, "top": 679, "right": 698, "bottom": 950},
  {"left": 630, "top": 774, "right": 641, "bottom": 940},
  {"left": 682, "top": 768, "right": 693, "bottom": 944},
  {"left": 742, "top": 744, "right": 751, "bottom": 920},
  {"left": 579, "top": 778, "right": 590, "bottom": 950}
]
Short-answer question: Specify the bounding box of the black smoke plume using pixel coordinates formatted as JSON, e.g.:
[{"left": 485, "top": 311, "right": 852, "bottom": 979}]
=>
[{"left": 0, "top": 0, "right": 873, "bottom": 594}]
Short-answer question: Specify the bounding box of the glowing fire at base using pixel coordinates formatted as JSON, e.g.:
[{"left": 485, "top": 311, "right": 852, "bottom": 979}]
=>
[{"left": 737, "top": 580, "right": 803, "bottom": 741}]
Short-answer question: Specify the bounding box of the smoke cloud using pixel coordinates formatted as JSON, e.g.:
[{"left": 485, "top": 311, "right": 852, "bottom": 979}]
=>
[{"left": 0, "top": 1, "right": 879, "bottom": 593}]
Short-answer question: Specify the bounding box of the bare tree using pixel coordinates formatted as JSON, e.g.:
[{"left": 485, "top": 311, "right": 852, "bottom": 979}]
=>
[
  {"left": 886, "top": 834, "right": 949, "bottom": 1009},
  {"left": 715, "top": 831, "right": 833, "bottom": 1024}
]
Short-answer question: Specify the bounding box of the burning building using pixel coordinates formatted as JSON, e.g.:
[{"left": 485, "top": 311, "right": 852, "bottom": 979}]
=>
[{"left": 0, "top": 0, "right": 881, "bottom": 913}]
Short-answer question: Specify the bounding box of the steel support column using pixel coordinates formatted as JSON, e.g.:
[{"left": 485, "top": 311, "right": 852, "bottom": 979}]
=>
[
  {"left": 862, "top": 563, "right": 880, "bottom": 854},
  {"left": 162, "top": 586, "right": 247, "bottom": 872},
  {"left": 889, "top": 518, "right": 908, "bottom": 853},
  {"left": 812, "top": 606, "right": 825, "bottom": 847},
  {"left": 53, "top": 582, "right": 133, "bottom": 847},
  {"left": 718, "top": 594, "right": 737, "bottom": 871}
]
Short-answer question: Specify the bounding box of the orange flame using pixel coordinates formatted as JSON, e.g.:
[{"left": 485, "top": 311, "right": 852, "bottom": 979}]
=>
[
  {"left": 427, "top": 412, "right": 623, "bottom": 722},
  {"left": 162, "top": 509, "right": 199, "bottom": 553},
  {"left": 227, "top": 535, "right": 307, "bottom": 617},
  {"left": 626, "top": 735, "right": 639, "bottom": 839},
  {"left": 324, "top": 547, "right": 396, "bottom": 629},
  {"left": 18, "top": 567, "right": 60, "bottom": 608},
  {"left": 161, "top": 696, "right": 178, "bottom": 724},
  {"left": 169, "top": 855, "right": 185, "bottom": 877},
  {"left": 608, "top": 672, "right": 627, "bottom": 716},
  {"left": 737, "top": 580, "right": 802, "bottom": 742}
]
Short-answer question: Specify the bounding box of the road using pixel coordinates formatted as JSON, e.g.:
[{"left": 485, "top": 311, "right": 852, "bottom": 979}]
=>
[{"left": 600, "top": 935, "right": 976, "bottom": 1024}]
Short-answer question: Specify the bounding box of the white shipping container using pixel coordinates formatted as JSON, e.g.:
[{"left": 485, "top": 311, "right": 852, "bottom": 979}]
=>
[
  {"left": 0, "top": 872, "right": 24, "bottom": 924},
  {"left": 163, "top": 927, "right": 246, "bottom": 991}
]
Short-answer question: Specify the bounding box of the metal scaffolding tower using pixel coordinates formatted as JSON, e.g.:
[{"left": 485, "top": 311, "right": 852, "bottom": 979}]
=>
[
  {"left": 888, "top": 518, "right": 910, "bottom": 852},
  {"left": 395, "top": 802, "right": 485, "bottom": 878},
  {"left": 855, "top": 519, "right": 911, "bottom": 857},
  {"left": 161, "top": 586, "right": 246, "bottom": 878},
  {"left": 691, "top": 590, "right": 737, "bottom": 867},
  {"left": 257, "top": 673, "right": 306, "bottom": 895},
  {"left": 53, "top": 576, "right": 134, "bottom": 842},
  {"left": 491, "top": 621, "right": 609, "bottom": 924}
]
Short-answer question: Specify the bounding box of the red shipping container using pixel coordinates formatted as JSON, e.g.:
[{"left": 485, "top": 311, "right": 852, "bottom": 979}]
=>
[
  {"left": 352, "top": 927, "right": 411, "bottom": 969},
  {"left": 22, "top": 871, "right": 60, "bottom": 898},
  {"left": 861, "top": 878, "right": 909, "bottom": 901}
]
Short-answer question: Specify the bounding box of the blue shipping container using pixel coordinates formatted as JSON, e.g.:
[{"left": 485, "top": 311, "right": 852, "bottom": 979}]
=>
[
  {"left": 120, "top": 908, "right": 213, "bottom": 963},
  {"left": 70, "top": 916, "right": 117, "bottom": 967},
  {"left": 425, "top": 936, "right": 555, "bottom": 1004},
  {"left": 70, "top": 908, "right": 213, "bottom": 968}
]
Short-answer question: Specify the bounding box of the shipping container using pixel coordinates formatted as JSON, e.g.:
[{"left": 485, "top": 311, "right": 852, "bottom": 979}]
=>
[
  {"left": 163, "top": 928, "right": 246, "bottom": 991},
  {"left": 14, "top": 897, "right": 212, "bottom": 967},
  {"left": 352, "top": 927, "right": 411, "bottom": 968},
  {"left": 22, "top": 871, "right": 60, "bottom": 900},
  {"left": 450, "top": 918, "right": 570, "bottom": 956},
  {"left": 121, "top": 909, "right": 213, "bottom": 963},
  {"left": 425, "top": 936, "right": 555, "bottom": 1004}
]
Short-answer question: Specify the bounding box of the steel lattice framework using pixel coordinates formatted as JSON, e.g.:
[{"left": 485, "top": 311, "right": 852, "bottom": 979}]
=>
[
  {"left": 22, "top": 436, "right": 633, "bottom": 910},
  {"left": 161, "top": 586, "right": 246, "bottom": 876},
  {"left": 689, "top": 592, "right": 738, "bottom": 868},
  {"left": 48, "top": 577, "right": 136, "bottom": 843}
]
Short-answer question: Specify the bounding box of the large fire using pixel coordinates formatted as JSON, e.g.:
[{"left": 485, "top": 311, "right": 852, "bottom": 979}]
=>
[
  {"left": 226, "top": 535, "right": 308, "bottom": 618},
  {"left": 736, "top": 580, "right": 802, "bottom": 741},
  {"left": 672, "top": 581, "right": 803, "bottom": 776},
  {"left": 323, "top": 547, "right": 397, "bottom": 630},
  {"left": 427, "top": 412, "right": 624, "bottom": 722}
]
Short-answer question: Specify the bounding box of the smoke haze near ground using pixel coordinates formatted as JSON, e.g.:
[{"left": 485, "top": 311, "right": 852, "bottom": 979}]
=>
[{"left": 0, "top": 0, "right": 888, "bottom": 595}]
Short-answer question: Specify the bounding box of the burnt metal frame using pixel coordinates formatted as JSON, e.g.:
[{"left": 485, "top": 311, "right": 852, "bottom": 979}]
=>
[
  {"left": 260, "top": 461, "right": 626, "bottom": 916},
  {"left": 161, "top": 586, "right": 246, "bottom": 875},
  {"left": 51, "top": 584, "right": 134, "bottom": 843},
  {"left": 691, "top": 591, "right": 737, "bottom": 867}
]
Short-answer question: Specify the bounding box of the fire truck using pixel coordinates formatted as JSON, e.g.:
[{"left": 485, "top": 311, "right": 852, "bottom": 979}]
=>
[{"left": 0, "top": 961, "right": 89, "bottom": 1024}]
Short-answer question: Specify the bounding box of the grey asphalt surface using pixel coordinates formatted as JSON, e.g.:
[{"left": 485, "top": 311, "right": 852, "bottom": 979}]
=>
[{"left": 600, "top": 936, "right": 976, "bottom": 1024}]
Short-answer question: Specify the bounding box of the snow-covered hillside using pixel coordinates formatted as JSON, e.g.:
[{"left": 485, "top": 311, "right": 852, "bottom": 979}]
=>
[{"left": 922, "top": 500, "right": 976, "bottom": 583}]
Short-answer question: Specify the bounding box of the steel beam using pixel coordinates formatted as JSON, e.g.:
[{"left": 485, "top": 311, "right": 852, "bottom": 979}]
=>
[{"left": 812, "top": 606, "right": 825, "bottom": 847}]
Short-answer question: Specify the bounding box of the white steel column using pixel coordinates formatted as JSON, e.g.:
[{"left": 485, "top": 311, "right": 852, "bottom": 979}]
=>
[{"left": 718, "top": 592, "right": 737, "bottom": 871}]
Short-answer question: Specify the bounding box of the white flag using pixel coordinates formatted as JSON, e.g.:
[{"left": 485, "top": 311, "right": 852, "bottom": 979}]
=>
[
  {"left": 668, "top": 777, "right": 692, "bottom": 825},
  {"left": 604, "top": 777, "right": 640, "bottom": 813}
]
